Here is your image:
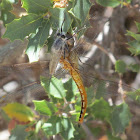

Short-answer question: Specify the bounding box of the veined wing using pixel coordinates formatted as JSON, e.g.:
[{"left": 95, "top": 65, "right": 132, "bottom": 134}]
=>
[
  {"left": 0, "top": 61, "right": 50, "bottom": 107},
  {"left": 49, "top": 32, "right": 74, "bottom": 75},
  {"left": 0, "top": 47, "right": 139, "bottom": 126},
  {"left": 49, "top": 48, "right": 62, "bottom": 76},
  {"left": 59, "top": 47, "right": 140, "bottom": 126},
  {"left": 71, "top": 41, "right": 138, "bottom": 96}
]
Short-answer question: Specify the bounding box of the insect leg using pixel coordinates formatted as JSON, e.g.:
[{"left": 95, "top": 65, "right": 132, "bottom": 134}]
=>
[{"left": 64, "top": 48, "right": 66, "bottom": 59}]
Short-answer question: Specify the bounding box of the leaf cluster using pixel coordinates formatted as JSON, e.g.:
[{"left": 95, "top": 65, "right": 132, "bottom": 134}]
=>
[
  {"left": 2, "top": 0, "right": 91, "bottom": 62},
  {"left": 1, "top": 0, "right": 140, "bottom": 140}
]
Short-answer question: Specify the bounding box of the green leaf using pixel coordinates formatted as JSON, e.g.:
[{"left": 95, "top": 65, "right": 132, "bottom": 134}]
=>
[
  {"left": 72, "top": 0, "right": 91, "bottom": 25},
  {"left": 91, "top": 98, "right": 111, "bottom": 120},
  {"left": 115, "top": 60, "right": 126, "bottom": 74},
  {"left": 61, "top": 118, "right": 75, "bottom": 140},
  {"left": 21, "top": 0, "right": 52, "bottom": 14},
  {"left": 49, "top": 8, "right": 72, "bottom": 33},
  {"left": 110, "top": 103, "right": 131, "bottom": 134},
  {"left": 128, "top": 63, "right": 140, "bottom": 72},
  {"left": 35, "top": 120, "right": 42, "bottom": 133},
  {"left": 96, "top": 0, "right": 120, "bottom": 7},
  {"left": 64, "top": 78, "right": 79, "bottom": 102},
  {"left": 127, "top": 89, "right": 140, "bottom": 104},
  {"left": 33, "top": 100, "right": 58, "bottom": 116},
  {"left": 127, "top": 40, "right": 140, "bottom": 55},
  {"left": 2, "top": 103, "right": 34, "bottom": 123},
  {"left": 75, "top": 103, "right": 82, "bottom": 122},
  {"left": 127, "top": 30, "right": 140, "bottom": 41},
  {"left": 42, "top": 116, "right": 62, "bottom": 135},
  {"left": 135, "top": 22, "right": 140, "bottom": 32},
  {"left": 68, "top": 10, "right": 81, "bottom": 29},
  {"left": 43, "top": 116, "right": 75, "bottom": 139},
  {"left": 26, "top": 19, "right": 51, "bottom": 62},
  {"left": 9, "top": 125, "right": 28, "bottom": 140},
  {"left": 0, "top": 0, "right": 15, "bottom": 26},
  {"left": 3, "top": 14, "right": 43, "bottom": 41},
  {"left": 41, "top": 76, "right": 67, "bottom": 99}
]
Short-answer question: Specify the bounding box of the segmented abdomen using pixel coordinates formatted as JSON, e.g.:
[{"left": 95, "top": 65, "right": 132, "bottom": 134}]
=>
[{"left": 60, "top": 57, "right": 87, "bottom": 125}]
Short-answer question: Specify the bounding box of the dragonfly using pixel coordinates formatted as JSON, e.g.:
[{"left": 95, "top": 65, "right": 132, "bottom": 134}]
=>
[
  {"left": 0, "top": 25, "right": 138, "bottom": 126},
  {"left": 49, "top": 26, "right": 88, "bottom": 125}
]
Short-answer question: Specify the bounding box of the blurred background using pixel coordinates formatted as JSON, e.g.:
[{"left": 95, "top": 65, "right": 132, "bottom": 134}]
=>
[{"left": 0, "top": 0, "right": 140, "bottom": 139}]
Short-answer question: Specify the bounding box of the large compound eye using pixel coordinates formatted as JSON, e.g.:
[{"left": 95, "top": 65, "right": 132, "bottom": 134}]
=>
[
  {"left": 61, "top": 34, "right": 65, "bottom": 38},
  {"left": 57, "top": 33, "right": 61, "bottom": 36}
]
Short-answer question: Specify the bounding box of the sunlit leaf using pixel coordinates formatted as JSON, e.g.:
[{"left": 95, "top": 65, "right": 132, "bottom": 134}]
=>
[
  {"left": 42, "top": 116, "right": 75, "bottom": 139},
  {"left": 72, "top": 0, "right": 91, "bottom": 26},
  {"left": 110, "top": 103, "right": 131, "bottom": 134},
  {"left": 33, "top": 100, "right": 58, "bottom": 116},
  {"left": 64, "top": 78, "right": 79, "bottom": 102},
  {"left": 3, "top": 14, "right": 43, "bottom": 41},
  {"left": 41, "top": 76, "right": 67, "bottom": 99},
  {"left": 21, "top": 0, "right": 52, "bottom": 14},
  {"left": 42, "top": 116, "right": 62, "bottom": 135},
  {"left": 26, "top": 19, "right": 51, "bottom": 62},
  {"left": 2, "top": 103, "right": 34, "bottom": 123},
  {"left": 115, "top": 60, "right": 126, "bottom": 74},
  {"left": 49, "top": 8, "right": 72, "bottom": 32},
  {"left": 68, "top": 10, "right": 81, "bottom": 29},
  {"left": 61, "top": 118, "right": 75, "bottom": 140},
  {"left": 35, "top": 120, "right": 42, "bottom": 133}
]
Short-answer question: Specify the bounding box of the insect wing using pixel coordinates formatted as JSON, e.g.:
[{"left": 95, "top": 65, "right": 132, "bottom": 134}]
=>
[
  {"left": 0, "top": 61, "right": 50, "bottom": 107},
  {"left": 49, "top": 36, "right": 66, "bottom": 75},
  {"left": 49, "top": 50, "right": 62, "bottom": 75}
]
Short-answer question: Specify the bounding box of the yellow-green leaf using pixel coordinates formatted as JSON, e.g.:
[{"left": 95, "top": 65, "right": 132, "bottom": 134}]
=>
[{"left": 2, "top": 103, "right": 34, "bottom": 123}]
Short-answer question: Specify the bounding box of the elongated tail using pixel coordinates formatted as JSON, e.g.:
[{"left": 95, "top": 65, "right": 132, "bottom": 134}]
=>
[{"left": 60, "top": 57, "right": 87, "bottom": 125}]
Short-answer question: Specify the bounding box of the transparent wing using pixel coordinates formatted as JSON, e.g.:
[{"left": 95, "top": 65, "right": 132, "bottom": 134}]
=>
[
  {"left": 49, "top": 50, "right": 62, "bottom": 75},
  {"left": 49, "top": 36, "right": 66, "bottom": 75},
  {"left": 0, "top": 38, "right": 139, "bottom": 108},
  {"left": 0, "top": 61, "right": 50, "bottom": 107},
  {"left": 69, "top": 38, "right": 139, "bottom": 103}
]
